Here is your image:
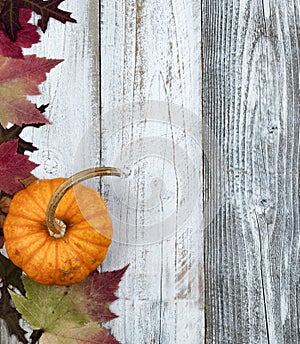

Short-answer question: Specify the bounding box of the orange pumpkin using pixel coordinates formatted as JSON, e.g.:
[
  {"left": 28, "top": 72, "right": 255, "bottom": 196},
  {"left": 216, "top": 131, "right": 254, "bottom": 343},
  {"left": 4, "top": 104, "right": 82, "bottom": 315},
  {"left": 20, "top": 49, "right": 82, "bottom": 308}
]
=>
[{"left": 3, "top": 168, "right": 121, "bottom": 286}]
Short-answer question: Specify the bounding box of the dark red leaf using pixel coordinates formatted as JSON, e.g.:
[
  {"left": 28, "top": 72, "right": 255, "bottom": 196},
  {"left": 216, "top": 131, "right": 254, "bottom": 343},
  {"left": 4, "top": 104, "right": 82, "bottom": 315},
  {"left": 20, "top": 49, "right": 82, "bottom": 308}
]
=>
[
  {"left": 0, "top": 253, "right": 27, "bottom": 343},
  {"left": 21, "top": 0, "right": 77, "bottom": 32},
  {"left": 0, "top": 0, "right": 76, "bottom": 41},
  {"left": 82, "top": 265, "right": 130, "bottom": 322},
  {"left": 0, "top": 287, "right": 28, "bottom": 344},
  {"left": 0, "top": 0, "right": 20, "bottom": 41},
  {"left": 0, "top": 140, "right": 38, "bottom": 194},
  {"left": 0, "top": 9, "right": 40, "bottom": 58}
]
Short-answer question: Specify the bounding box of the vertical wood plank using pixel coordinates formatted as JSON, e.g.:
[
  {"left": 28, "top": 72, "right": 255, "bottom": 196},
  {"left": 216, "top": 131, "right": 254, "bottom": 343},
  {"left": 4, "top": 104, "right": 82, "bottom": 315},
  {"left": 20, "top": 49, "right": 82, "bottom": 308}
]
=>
[
  {"left": 203, "top": 0, "right": 300, "bottom": 342},
  {"left": 0, "top": 1, "right": 100, "bottom": 342},
  {"left": 100, "top": 0, "right": 204, "bottom": 343}
]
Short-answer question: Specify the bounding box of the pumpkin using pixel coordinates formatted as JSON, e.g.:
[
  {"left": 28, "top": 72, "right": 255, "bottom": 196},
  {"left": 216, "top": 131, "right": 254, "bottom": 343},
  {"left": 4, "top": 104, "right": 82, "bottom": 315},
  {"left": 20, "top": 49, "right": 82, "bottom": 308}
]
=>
[{"left": 3, "top": 167, "right": 121, "bottom": 286}]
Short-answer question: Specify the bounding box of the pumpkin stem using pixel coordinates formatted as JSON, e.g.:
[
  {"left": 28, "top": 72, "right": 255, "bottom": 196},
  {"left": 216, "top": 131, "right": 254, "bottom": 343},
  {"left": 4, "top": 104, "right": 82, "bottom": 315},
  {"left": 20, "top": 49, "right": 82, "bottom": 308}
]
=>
[{"left": 46, "top": 167, "right": 122, "bottom": 237}]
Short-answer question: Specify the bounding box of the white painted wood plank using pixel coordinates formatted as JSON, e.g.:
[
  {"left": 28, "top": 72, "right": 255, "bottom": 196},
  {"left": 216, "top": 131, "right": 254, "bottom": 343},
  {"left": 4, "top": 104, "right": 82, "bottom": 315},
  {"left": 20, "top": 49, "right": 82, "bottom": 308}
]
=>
[
  {"left": 0, "top": 1, "right": 100, "bottom": 343},
  {"left": 100, "top": 1, "right": 204, "bottom": 343},
  {"left": 25, "top": 1, "right": 100, "bottom": 182}
]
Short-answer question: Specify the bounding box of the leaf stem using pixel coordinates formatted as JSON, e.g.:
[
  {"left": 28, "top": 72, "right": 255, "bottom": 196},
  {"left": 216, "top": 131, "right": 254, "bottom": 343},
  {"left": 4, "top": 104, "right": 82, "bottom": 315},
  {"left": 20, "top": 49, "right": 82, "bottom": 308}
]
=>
[{"left": 46, "top": 167, "right": 122, "bottom": 237}]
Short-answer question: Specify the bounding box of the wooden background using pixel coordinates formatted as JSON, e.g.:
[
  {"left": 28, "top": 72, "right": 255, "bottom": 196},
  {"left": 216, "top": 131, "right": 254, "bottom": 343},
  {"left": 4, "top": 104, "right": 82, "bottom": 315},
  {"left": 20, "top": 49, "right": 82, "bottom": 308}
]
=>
[{"left": 1, "top": 0, "right": 300, "bottom": 343}]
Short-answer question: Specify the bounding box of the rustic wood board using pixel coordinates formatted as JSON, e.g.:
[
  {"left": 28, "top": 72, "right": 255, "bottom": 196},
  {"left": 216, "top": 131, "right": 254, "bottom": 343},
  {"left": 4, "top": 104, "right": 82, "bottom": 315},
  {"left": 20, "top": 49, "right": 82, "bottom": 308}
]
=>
[
  {"left": 4, "top": 0, "right": 300, "bottom": 343},
  {"left": 1, "top": 0, "right": 204, "bottom": 343},
  {"left": 100, "top": 0, "right": 204, "bottom": 343},
  {"left": 203, "top": 0, "right": 300, "bottom": 343}
]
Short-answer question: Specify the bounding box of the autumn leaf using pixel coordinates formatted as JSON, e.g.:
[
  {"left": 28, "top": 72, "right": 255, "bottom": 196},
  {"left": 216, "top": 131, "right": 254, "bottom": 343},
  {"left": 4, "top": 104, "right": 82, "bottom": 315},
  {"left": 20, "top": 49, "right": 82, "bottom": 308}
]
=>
[
  {"left": 0, "top": 253, "right": 25, "bottom": 295},
  {"left": 0, "top": 194, "right": 11, "bottom": 213},
  {"left": 0, "top": 140, "right": 38, "bottom": 194},
  {"left": 0, "top": 0, "right": 76, "bottom": 41},
  {"left": 0, "top": 55, "right": 62, "bottom": 126},
  {"left": 10, "top": 266, "right": 129, "bottom": 344},
  {"left": 0, "top": 9, "right": 40, "bottom": 58},
  {"left": 0, "top": 253, "right": 27, "bottom": 344},
  {"left": 0, "top": 0, "right": 20, "bottom": 41},
  {"left": 0, "top": 108, "right": 47, "bottom": 154},
  {"left": 0, "top": 1, "right": 5, "bottom": 14},
  {"left": 0, "top": 122, "right": 44, "bottom": 154}
]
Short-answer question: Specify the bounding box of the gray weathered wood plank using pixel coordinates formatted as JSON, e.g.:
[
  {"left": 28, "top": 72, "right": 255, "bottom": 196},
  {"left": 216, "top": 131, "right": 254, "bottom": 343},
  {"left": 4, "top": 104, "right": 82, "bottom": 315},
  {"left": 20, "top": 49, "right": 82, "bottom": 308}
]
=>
[{"left": 203, "top": 0, "right": 300, "bottom": 343}]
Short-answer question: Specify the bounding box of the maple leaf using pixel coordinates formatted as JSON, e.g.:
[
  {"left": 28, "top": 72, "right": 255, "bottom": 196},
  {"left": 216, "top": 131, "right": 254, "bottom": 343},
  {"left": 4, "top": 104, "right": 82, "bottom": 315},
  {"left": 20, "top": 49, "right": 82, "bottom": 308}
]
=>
[
  {"left": 0, "top": 55, "right": 62, "bottom": 126},
  {"left": 0, "top": 0, "right": 20, "bottom": 41},
  {"left": 0, "top": 0, "right": 76, "bottom": 41},
  {"left": 10, "top": 266, "right": 129, "bottom": 344},
  {"left": 0, "top": 140, "right": 38, "bottom": 194},
  {"left": 0, "top": 253, "right": 27, "bottom": 344},
  {"left": 0, "top": 8, "right": 40, "bottom": 58}
]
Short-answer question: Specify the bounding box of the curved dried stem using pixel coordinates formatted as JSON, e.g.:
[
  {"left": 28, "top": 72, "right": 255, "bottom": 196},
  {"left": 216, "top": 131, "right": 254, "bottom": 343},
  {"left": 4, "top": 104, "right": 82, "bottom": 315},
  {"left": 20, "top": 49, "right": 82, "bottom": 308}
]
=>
[{"left": 46, "top": 167, "right": 122, "bottom": 237}]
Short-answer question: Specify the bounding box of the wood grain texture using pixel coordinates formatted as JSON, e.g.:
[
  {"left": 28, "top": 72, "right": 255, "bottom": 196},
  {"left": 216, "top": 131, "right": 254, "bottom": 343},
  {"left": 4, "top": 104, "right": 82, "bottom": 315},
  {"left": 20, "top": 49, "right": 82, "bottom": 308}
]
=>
[
  {"left": 0, "top": 1, "right": 100, "bottom": 343},
  {"left": 203, "top": 0, "right": 300, "bottom": 343},
  {"left": 100, "top": 0, "right": 204, "bottom": 343}
]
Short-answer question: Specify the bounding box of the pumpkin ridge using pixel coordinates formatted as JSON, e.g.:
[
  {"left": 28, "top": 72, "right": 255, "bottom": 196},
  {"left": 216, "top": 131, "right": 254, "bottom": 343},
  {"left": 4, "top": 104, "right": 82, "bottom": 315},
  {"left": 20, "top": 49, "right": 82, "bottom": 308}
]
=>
[
  {"left": 56, "top": 240, "right": 91, "bottom": 280},
  {"left": 66, "top": 231, "right": 107, "bottom": 248},
  {"left": 6, "top": 209, "right": 43, "bottom": 223},
  {"left": 28, "top": 240, "right": 53, "bottom": 284},
  {"left": 66, "top": 239, "right": 98, "bottom": 270},
  {"left": 7, "top": 231, "right": 48, "bottom": 252},
  {"left": 5, "top": 213, "right": 47, "bottom": 228},
  {"left": 5, "top": 230, "right": 47, "bottom": 241},
  {"left": 22, "top": 187, "right": 47, "bottom": 214},
  {"left": 68, "top": 225, "right": 112, "bottom": 245},
  {"left": 65, "top": 218, "right": 88, "bottom": 227},
  {"left": 55, "top": 239, "right": 59, "bottom": 277},
  {"left": 21, "top": 237, "right": 49, "bottom": 269},
  {"left": 4, "top": 223, "right": 43, "bottom": 236}
]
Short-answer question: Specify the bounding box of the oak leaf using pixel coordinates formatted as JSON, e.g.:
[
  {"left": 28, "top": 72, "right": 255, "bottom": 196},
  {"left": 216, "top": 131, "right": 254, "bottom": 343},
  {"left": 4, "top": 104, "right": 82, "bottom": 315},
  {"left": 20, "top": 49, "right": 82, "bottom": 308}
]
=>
[
  {"left": 0, "top": 55, "right": 62, "bottom": 126},
  {"left": 0, "top": 140, "right": 38, "bottom": 194},
  {"left": 10, "top": 266, "right": 129, "bottom": 344}
]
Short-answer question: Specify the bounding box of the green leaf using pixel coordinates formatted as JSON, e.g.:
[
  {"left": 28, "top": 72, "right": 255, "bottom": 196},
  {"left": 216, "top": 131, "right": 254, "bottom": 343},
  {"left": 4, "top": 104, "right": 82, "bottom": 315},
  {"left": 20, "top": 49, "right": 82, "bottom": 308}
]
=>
[
  {"left": 10, "top": 266, "right": 129, "bottom": 344},
  {"left": 40, "top": 322, "right": 119, "bottom": 344}
]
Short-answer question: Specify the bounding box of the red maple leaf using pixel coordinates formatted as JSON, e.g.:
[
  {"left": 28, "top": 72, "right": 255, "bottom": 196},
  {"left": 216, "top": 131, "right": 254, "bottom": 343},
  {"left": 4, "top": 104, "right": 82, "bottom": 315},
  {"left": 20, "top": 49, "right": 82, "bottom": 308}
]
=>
[
  {"left": 0, "top": 9, "right": 40, "bottom": 58},
  {"left": 0, "top": 54, "right": 62, "bottom": 126},
  {"left": 0, "top": 140, "right": 38, "bottom": 194}
]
